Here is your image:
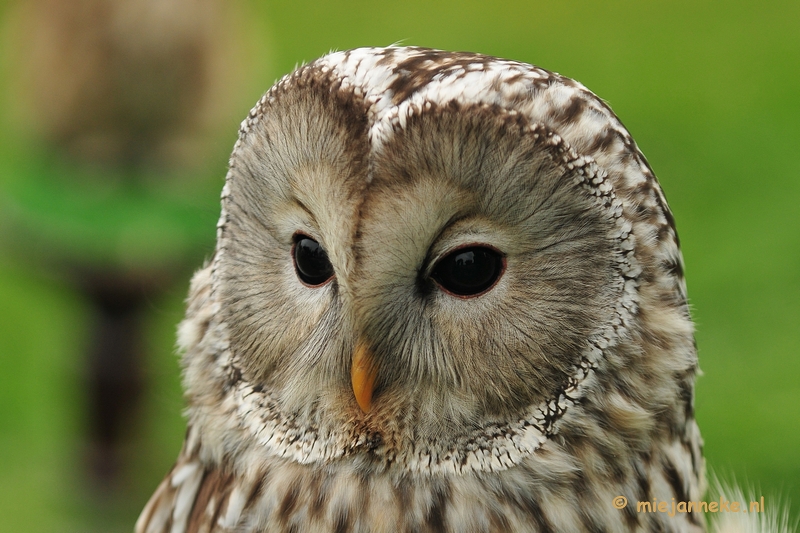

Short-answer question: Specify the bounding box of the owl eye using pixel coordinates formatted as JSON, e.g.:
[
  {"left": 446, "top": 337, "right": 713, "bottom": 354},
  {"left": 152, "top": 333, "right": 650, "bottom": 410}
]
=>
[
  {"left": 293, "top": 235, "right": 334, "bottom": 286},
  {"left": 431, "top": 246, "right": 505, "bottom": 297}
]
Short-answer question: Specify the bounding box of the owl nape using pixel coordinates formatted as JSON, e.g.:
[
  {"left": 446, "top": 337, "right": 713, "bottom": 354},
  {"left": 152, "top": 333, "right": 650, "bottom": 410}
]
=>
[{"left": 137, "top": 47, "right": 784, "bottom": 533}]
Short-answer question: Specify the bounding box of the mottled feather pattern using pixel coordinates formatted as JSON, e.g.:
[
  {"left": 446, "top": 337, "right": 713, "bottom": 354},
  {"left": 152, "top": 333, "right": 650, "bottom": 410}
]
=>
[{"left": 135, "top": 47, "right": 729, "bottom": 532}]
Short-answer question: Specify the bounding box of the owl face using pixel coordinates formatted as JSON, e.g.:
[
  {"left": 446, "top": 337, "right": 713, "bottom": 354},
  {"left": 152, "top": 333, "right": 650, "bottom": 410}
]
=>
[
  {"left": 192, "top": 47, "right": 673, "bottom": 475},
  {"left": 141, "top": 47, "right": 703, "bottom": 533}
]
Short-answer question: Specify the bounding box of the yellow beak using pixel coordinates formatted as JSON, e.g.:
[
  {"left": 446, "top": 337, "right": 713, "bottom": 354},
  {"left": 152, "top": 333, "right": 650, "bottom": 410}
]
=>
[{"left": 351, "top": 339, "right": 377, "bottom": 413}]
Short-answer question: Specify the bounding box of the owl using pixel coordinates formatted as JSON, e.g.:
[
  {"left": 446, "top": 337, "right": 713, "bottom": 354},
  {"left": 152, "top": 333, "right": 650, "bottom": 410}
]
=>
[{"left": 136, "top": 46, "right": 707, "bottom": 532}]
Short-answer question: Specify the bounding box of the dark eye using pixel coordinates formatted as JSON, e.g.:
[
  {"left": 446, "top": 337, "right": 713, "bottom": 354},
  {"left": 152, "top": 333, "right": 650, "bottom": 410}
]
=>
[
  {"left": 293, "top": 235, "right": 334, "bottom": 286},
  {"left": 431, "top": 246, "right": 504, "bottom": 297}
]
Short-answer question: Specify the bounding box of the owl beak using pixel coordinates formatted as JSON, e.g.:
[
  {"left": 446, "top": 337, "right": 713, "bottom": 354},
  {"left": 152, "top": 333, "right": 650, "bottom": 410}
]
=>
[{"left": 351, "top": 340, "right": 377, "bottom": 413}]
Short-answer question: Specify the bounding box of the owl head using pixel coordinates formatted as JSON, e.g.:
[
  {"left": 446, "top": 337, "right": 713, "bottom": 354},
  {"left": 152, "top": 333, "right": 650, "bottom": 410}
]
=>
[{"left": 179, "top": 46, "right": 698, "bottom": 478}]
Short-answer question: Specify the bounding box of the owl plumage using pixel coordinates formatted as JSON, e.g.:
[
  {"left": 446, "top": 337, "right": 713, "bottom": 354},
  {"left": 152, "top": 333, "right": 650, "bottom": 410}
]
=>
[{"left": 137, "top": 46, "right": 706, "bottom": 532}]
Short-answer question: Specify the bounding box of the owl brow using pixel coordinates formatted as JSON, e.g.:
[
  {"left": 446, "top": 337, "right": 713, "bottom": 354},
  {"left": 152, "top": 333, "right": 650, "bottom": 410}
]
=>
[
  {"left": 237, "top": 148, "right": 325, "bottom": 240},
  {"left": 420, "top": 210, "right": 481, "bottom": 273},
  {"left": 285, "top": 198, "right": 328, "bottom": 245},
  {"left": 291, "top": 198, "right": 317, "bottom": 225}
]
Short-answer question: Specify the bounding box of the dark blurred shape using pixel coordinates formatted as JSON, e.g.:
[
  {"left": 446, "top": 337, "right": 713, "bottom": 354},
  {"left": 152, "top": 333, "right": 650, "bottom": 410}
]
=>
[
  {"left": 2, "top": 0, "right": 266, "bottom": 491},
  {"left": 81, "top": 270, "right": 160, "bottom": 485}
]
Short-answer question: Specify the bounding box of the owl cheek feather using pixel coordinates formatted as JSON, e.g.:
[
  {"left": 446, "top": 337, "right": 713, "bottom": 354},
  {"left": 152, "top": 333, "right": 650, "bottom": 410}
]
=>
[{"left": 351, "top": 338, "right": 378, "bottom": 413}]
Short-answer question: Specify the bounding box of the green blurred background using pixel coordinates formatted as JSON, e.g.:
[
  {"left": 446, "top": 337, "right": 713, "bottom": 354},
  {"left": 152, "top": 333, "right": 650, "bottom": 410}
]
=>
[{"left": 0, "top": 0, "right": 797, "bottom": 531}]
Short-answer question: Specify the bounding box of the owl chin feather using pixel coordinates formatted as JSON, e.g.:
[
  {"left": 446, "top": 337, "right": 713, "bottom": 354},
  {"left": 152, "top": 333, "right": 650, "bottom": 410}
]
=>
[{"left": 137, "top": 46, "right": 787, "bottom": 533}]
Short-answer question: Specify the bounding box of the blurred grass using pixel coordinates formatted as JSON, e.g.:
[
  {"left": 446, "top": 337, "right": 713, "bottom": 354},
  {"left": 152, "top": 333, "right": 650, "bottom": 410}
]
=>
[{"left": 1, "top": 0, "right": 798, "bottom": 530}]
